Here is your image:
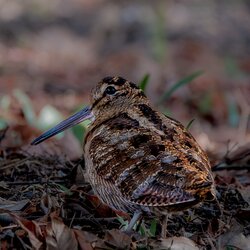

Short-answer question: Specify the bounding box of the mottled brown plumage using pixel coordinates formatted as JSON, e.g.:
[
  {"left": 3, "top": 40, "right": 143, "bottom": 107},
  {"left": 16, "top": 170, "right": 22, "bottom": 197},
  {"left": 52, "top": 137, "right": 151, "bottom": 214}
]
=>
[{"left": 32, "top": 76, "right": 215, "bottom": 234}]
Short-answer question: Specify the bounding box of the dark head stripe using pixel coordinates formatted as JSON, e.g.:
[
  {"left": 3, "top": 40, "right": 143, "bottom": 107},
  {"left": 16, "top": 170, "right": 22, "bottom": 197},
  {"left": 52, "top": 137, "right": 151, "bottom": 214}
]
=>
[
  {"left": 102, "top": 76, "right": 140, "bottom": 89},
  {"left": 102, "top": 76, "right": 114, "bottom": 84},
  {"left": 102, "top": 76, "right": 127, "bottom": 86},
  {"left": 129, "top": 82, "right": 139, "bottom": 89},
  {"left": 113, "top": 77, "right": 127, "bottom": 86}
]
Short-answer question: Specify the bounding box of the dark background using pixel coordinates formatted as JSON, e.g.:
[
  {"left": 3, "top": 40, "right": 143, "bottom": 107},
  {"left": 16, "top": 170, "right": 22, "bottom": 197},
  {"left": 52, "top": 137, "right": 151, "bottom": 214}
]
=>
[{"left": 0, "top": 0, "right": 250, "bottom": 160}]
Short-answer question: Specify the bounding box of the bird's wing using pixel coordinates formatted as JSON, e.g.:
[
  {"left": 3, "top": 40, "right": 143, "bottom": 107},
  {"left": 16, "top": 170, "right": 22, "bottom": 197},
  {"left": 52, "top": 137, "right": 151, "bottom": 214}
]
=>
[
  {"left": 87, "top": 111, "right": 212, "bottom": 207},
  {"left": 126, "top": 176, "right": 196, "bottom": 207}
]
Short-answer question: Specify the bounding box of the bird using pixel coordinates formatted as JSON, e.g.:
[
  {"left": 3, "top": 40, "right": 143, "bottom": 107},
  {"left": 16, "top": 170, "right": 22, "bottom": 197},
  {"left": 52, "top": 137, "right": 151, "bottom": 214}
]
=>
[{"left": 31, "top": 76, "right": 215, "bottom": 237}]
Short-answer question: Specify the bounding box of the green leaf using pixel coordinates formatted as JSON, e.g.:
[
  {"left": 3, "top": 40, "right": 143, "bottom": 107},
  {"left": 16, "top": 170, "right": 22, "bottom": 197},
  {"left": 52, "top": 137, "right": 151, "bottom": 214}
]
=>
[
  {"left": 139, "top": 74, "right": 150, "bottom": 92},
  {"left": 227, "top": 100, "right": 239, "bottom": 127},
  {"left": 158, "top": 70, "right": 204, "bottom": 104},
  {"left": 0, "top": 118, "right": 8, "bottom": 130},
  {"left": 198, "top": 92, "right": 212, "bottom": 114},
  {"left": 149, "top": 218, "right": 157, "bottom": 237},
  {"left": 37, "top": 105, "right": 63, "bottom": 129},
  {"left": 0, "top": 95, "right": 11, "bottom": 110},
  {"left": 72, "top": 124, "right": 87, "bottom": 143},
  {"left": 53, "top": 183, "right": 73, "bottom": 195},
  {"left": 186, "top": 118, "right": 195, "bottom": 130},
  {"left": 138, "top": 222, "right": 146, "bottom": 237},
  {"left": 116, "top": 216, "right": 128, "bottom": 230},
  {"left": 13, "top": 89, "right": 36, "bottom": 126},
  {"left": 151, "top": 6, "right": 167, "bottom": 62},
  {"left": 71, "top": 105, "right": 91, "bottom": 142},
  {"left": 224, "top": 56, "right": 246, "bottom": 78}
]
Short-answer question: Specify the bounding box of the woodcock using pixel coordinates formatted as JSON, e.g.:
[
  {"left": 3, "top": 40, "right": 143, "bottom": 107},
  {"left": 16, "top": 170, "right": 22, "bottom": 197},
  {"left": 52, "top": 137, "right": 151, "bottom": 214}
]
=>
[{"left": 31, "top": 76, "right": 215, "bottom": 235}]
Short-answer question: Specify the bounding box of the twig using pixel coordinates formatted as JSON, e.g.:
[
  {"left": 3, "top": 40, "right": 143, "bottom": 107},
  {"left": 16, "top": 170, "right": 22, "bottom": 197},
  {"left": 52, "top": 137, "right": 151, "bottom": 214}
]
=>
[
  {"left": 5, "top": 180, "right": 66, "bottom": 185},
  {"left": 1, "top": 159, "right": 28, "bottom": 170}
]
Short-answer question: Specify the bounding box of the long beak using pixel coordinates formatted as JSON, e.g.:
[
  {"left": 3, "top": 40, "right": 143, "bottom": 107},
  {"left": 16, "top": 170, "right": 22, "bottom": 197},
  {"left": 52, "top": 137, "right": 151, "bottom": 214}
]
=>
[{"left": 31, "top": 106, "right": 93, "bottom": 145}]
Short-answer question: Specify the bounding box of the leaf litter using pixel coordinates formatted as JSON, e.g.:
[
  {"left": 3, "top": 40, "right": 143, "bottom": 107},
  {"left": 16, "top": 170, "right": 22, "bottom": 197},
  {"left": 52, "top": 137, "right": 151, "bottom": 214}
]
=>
[{"left": 0, "top": 123, "right": 250, "bottom": 250}]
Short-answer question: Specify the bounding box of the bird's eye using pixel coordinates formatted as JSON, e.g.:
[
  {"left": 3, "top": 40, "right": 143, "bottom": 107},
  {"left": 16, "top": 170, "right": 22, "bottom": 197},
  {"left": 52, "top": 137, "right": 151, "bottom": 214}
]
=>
[{"left": 105, "top": 86, "right": 117, "bottom": 95}]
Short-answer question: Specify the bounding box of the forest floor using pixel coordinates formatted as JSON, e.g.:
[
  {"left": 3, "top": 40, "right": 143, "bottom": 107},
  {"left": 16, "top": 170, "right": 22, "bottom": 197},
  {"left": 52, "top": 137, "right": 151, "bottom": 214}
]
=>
[
  {"left": 0, "top": 1, "right": 250, "bottom": 249},
  {"left": 0, "top": 128, "right": 250, "bottom": 249}
]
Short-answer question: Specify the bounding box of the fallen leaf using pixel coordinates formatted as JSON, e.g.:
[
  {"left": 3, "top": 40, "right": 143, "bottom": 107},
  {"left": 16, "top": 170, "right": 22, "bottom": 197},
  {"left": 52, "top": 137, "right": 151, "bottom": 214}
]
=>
[
  {"left": 73, "top": 230, "right": 99, "bottom": 250},
  {"left": 11, "top": 213, "right": 43, "bottom": 250},
  {"left": 0, "top": 198, "right": 29, "bottom": 211},
  {"left": 225, "top": 142, "right": 250, "bottom": 165},
  {"left": 85, "top": 194, "right": 117, "bottom": 218},
  {"left": 217, "top": 220, "right": 250, "bottom": 249},
  {"left": 103, "top": 229, "right": 132, "bottom": 249},
  {"left": 150, "top": 236, "right": 199, "bottom": 250},
  {"left": 46, "top": 213, "right": 78, "bottom": 250}
]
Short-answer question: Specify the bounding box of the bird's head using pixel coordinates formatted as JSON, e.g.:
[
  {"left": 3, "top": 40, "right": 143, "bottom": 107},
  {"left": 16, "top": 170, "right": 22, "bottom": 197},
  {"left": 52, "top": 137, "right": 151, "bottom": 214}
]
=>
[
  {"left": 91, "top": 76, "right": 147, "bottom": 118},
  {"left": 31, "top": 76, "right": 147, "bottom": 145}
]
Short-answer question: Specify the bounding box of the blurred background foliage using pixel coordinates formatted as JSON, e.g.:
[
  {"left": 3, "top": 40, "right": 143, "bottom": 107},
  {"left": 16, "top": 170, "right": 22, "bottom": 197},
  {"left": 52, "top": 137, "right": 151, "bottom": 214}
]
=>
[{"left": 0, "top": 0, "right": 250, "bottom": 160}]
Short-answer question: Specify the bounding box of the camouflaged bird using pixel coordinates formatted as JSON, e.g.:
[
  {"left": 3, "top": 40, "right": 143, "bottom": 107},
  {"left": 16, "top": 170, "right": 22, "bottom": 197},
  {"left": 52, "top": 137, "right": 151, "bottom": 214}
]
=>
[{"left": 32, "top": 76, "right": 215, "bottom": 235}]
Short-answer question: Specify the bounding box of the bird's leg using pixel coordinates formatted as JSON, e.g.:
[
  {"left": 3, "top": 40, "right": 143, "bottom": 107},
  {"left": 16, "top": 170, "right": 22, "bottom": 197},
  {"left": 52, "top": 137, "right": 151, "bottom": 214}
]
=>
[
  {"left": 161, "top": 214, "right": 169, "bottom": 238},
  {"left": 125, "top": 210, "right": 142, "bottom": 233}
]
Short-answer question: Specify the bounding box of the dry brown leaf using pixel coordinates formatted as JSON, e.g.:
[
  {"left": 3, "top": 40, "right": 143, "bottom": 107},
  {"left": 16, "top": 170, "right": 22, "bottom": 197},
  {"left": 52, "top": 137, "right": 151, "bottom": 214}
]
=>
[
  {"left": 217, "top": 221, "right": 250, "bottom": 249},
  {"left": 40, "top": 193, "right": 59, "bottom": 215},
  {"left": 11, "top": 213, "right": 43, "bottom": 250},
  {"left": 85, "top": 193, "right": 117, "bottom": 218},
  {"left": 103, "top": 229, "right": 132, "bottom": 249},
  {"left": 46, "top": 213, "right": 78, "bottom": 250},
  {"left": 73, "top": 230, "right": 99, "bottom": 250},
  {"left": 150, "top": 236, "right": 199, "bottom": 250},
  {"left": 225, "top": 142, "right": 250, "bottom": 165}
]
